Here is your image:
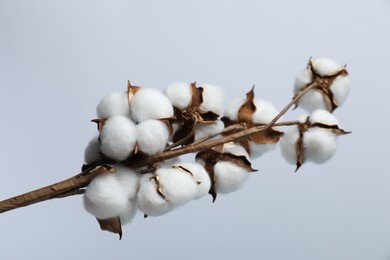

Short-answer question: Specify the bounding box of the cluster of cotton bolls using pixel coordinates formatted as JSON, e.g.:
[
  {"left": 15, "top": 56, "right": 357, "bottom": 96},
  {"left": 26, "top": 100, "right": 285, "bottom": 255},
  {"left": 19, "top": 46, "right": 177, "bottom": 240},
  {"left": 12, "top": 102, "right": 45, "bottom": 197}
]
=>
[
  {"left": 82, "top": 81, "right": 259, "bottom": 227},
  {"left": 281, "top": 57, "right": 351, "bottom": 169},
  {"left": 81, "top": 57, "right": 351, "bottom": 233}
]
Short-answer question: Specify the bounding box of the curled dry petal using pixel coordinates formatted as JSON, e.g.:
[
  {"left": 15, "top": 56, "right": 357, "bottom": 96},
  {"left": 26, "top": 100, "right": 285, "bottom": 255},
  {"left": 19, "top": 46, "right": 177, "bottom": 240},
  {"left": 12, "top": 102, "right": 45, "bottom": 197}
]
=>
[{"left": 96, "top": 217, "right": 122, "bottom": 240}]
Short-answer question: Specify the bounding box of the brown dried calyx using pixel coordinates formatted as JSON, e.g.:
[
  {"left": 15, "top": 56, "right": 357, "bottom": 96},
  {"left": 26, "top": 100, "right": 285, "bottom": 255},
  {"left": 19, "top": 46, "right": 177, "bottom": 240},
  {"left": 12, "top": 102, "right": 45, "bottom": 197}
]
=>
[
  {"left": 196, "top": 148, "right": 257, "bottom": 202},
  {"left": 172, "top": 82, "right": 220, "bottom": 145},
  {"left": 294, "top": 58, "right": 348, "bottom": 112},
  {"left": 221, "top": 87, "right": 283, "bottom": 155}
]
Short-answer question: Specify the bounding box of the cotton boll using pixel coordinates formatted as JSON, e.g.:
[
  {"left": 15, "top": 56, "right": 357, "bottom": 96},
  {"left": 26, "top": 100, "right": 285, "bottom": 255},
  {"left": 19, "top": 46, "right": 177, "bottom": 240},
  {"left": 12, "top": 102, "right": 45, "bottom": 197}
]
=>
[
  {"left": 294, "top": 69, "right": 312, "bottom": 93},
  {"left": 83, "top": 174, "right": 129, "bottom": 220},
  {"left": 119, "top": 199, "right": 138, "bottom": 225},
  {"left": 223, "top": 98, "right": 244, "bottom": 121},
  {"left": 249, "top": 143, "right": 276, "bottom": 159},
  {"left": 136, "top": 119, "right": 170, "bottom": 155},
  {"left": 331, "top": 76, "right": 351, "bottom": 106},
  {"left": 296, "top": 89, "right": 327, "bottom": 112},
  {"left": 164, "top": 82, "right": 192, "bottom": 110},
  {"left": 309, "top": 109, "right": 339, "bottom": 126},
  {"left": 280, "top": 126, "right": 300, "bottom": 165},
  {"left": 200, "top": 84, "right": 224, "bottom": 115},
  {"left": 214, "top": 161, "right": 249, "bottom": 194},
  {"left": 194, "top": 120, "right": 225, "bottom": 141},
  {"left": 303, "top": 127, "right": 337, "bottom": 164},
  {"left": 96, "top": 91, "right": 130, "bottom": 119},
  {"left": 115, "top": 165, "right": 139, "bottom": 199},
  {"left": 100, "top": 116, "right": 137, "bottom": 161},
  {"left": 173, "top": 162, "right": 211, "bottom": 199},
  {"left": 222, "top": 142, "right": 249, "bottom": 159},
  {"left": 137, "top": 175, "right": 174, "bottom": 216},
  {"left": 84, "top": 135, "right": 101, "bottom": 165},
  {"left": 131, "top": 88, "right": 174, "bottom": 123},
  {"left": 156, "top": 167, "right": 198, "bottom": 206},
  {"left": 312, "top": 58, "right": 343, "bottom": 76},
  {"left": 251, "top": 99, "right": 279, "bottom": 124}
]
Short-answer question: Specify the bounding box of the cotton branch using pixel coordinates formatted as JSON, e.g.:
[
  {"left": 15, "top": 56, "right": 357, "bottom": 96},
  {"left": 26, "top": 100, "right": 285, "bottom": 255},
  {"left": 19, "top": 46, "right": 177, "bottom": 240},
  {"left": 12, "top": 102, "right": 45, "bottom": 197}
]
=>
[{"left": 0, "top": 81, "right": 319, "bottom": 215}]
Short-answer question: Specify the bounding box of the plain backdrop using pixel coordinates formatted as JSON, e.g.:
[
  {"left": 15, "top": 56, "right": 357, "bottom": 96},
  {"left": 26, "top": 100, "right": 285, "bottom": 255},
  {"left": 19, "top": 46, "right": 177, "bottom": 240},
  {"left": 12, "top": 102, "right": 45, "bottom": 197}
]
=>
[{"left": 1, "top": 1, "right": 390, "bottom": 259}]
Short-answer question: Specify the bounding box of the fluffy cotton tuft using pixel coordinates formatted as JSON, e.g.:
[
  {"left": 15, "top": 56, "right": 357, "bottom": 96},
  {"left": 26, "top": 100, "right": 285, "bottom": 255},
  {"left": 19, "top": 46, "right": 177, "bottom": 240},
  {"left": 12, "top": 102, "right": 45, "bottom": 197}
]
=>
[
  {"left": 303, "top": 127, "right": 337, "bottom": 164},
  {"left": 83, "top": 174, "right": 129, "bottom": 220},
  {"left": 294, "top": 69, "right": 312, "bottom": 93},
  {"left": 172, "top": 162, "right": 211, "bottom": 199},
  {"left": 312, "top": 58, "right": 343, "bottom": 76},
  {"left": 136, "top": 119, "right": 170, "bottom": 155},
  {"left": 156, "top": 167, "right": 198, "bottom": 206},
  {"left": 309, "top": 109, "right": 339, "bottom": 126},
  {"left": 194, "top": 120, "right": 225, "bottom": 141},
  {"left": 119, "top": 199, "right": 138, "bottom": 225},
  {"left": 130, "top": 88, "right": 174, "bottom": 123},
  {"left": 295, "top": 89, "right": 327, "bottom": 112},
  {"left": 137, "top": 174, "right": 173, "bottom": 216},
  {"left": 100, "top": 116, "right": 137, "bottom": 161},
  {"left": 222, "top": 142, "right": 249, "bottom": 159},
  {"left": 331, "top": 76, "right": 351, "bottom": 106},
  {"left": 115, "top": 165, "right": 140, "bottom": 199},
  {"left": 84, "top": 135, "right": 101, "bottom": 165},
  {"left": 96, "top": 91, "right": 130, "bottom": 119},
  {"left": 280, "top": 126, "right": 300, "bottom": 165},
  {"left": 249, "top": 143, "right": 277, "bottom": 159},
  {"left": 251, "top": 99, "right": 279, "bottom": 124},
  {"left": 164, "top": 82, "right": 192, "bottom": 110},
  {"left": 199, "top": 84, "right": 224, "bottom": 115},
  {"left": 214, "top": 161, "right": 249, "bottom": 194},
  {"left": 223, "top": 98, "right": 244, "bottom": 121}
]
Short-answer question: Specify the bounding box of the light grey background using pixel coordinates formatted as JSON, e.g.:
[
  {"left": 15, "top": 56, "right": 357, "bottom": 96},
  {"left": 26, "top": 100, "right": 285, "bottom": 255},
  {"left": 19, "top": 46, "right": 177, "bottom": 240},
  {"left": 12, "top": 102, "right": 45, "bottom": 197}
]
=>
[{"left": 1, "top": 0, "right": 389, "bottom": 259}]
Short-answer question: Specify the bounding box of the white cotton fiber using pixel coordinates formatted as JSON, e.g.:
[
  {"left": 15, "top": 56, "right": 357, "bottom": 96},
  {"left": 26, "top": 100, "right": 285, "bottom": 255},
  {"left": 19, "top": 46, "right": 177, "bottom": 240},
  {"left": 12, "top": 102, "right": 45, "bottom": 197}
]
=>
[
  {"left": 119, "top": 199, "right": 138, "bottom": 225},
  {"left": 156, "top": 167, "right": 198, "bottom": 206},
  {"left": 194, "top": 120, "right": 225, "bottom": 141},
  {"left": 309, "top": 109, "right": 339, "bottom": 126},
  {"left": 303, "top": 127, "right": 337, "bottom": 164},
  {"left": 249, "top": 143, "right": 277, "bottom": 159},
  {"left": 214, "top": 161, "right": 249, "bottom": 194},
  {"left": 294, "top": 69, "right": 312, "bottom": 93},
  {"left": 100, "top": 116, "right": 137, "bottom": 161},
  {"left": 84, "top": 135, "right": 101, "bottom": 165},
  {"left": 331, "top": 75, "right": 351, "bottom": 106},
  {"left": 251, "top": 99, "right": 279, "bottom": 124},
  {"left": 137, "top": 174, "right": 173, "bottom": 216},
  {"left": 223, "top": 98, "right": 244, "bottom": 121},
  {"left": 96, "top": 91, "right": 130, "bottom": 119},
  {"left": 172, "top": 162, "right": 211, "bottom": 199},
  {"left": 115, "top": 165, "right": 140, "bottom": 199},
  {"left": 83, "top": 174, "right": 129, "bottom": 220},
  {"left": 312, "top": 58, "right": 343, "bottom": 76},
  {"left": 222, "top": 142, "right": 249, "bottom": 159},
  {"left": 280, "top": 126, "right": 300, "bottom": 165},
  {"left": 130, "top": 88, "right": 174, "bottom": 123},
  {"left": 136, "top": 119, "right": 170, "bottom": 155},
  {"left": 164, "top": 82, "right": 192, "bottom": 110},
  {"left": 295, "top": 89, "right": 327, "bottom": 113},
  {"left": 199, "top": 84, "right": 224, "bottom": 115}
]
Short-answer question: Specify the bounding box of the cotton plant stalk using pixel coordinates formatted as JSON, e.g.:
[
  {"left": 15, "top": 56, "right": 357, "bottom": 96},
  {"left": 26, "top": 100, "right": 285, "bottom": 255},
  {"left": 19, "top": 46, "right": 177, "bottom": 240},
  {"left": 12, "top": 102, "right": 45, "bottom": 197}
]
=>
[{"left": 0, "top": 58, "right": 351, "bottom": 239}]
